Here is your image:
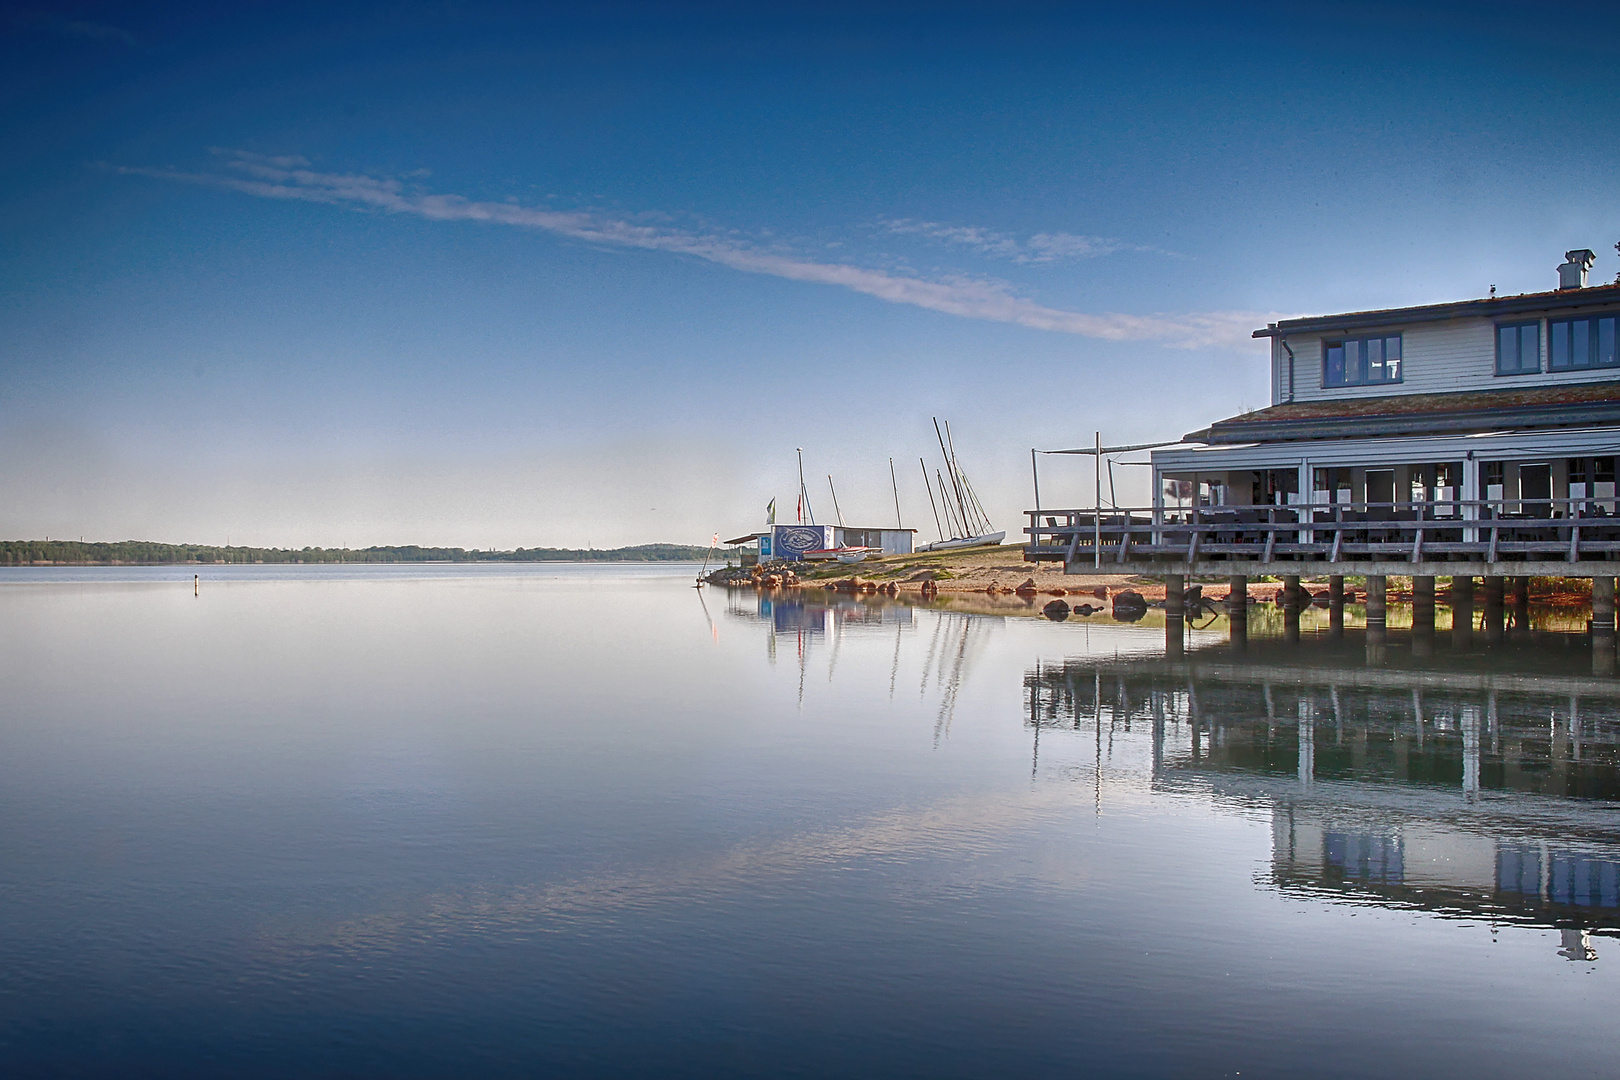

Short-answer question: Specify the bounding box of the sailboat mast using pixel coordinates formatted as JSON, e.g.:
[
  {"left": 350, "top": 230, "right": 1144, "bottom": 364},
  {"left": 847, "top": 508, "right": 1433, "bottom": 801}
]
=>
[
  {"left": 827, "top": 475, "right": 846, "bottom": 528},
  {"left": 920, "top": 458, "right": 944, "bottom": 542},
  {"left": 934, "top": 418, "right": 970, "bottom": 537},
  {"left": 943, "top": 419, "right": 984, "bottom": 534},
  {"left": 890, "top": 458, "right": 902, "bottom": 529},
  {"left": 796, "top": 448, "right": 816, "bottom": 525},
  {"left": 937, "top": 470, "right": 963, "bottom": 537}
]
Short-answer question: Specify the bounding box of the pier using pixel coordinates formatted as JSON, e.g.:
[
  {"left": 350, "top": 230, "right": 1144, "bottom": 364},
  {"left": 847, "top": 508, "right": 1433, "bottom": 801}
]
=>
[{"left": 1027, "top": 496, "right": 1620, "bottom": 668}]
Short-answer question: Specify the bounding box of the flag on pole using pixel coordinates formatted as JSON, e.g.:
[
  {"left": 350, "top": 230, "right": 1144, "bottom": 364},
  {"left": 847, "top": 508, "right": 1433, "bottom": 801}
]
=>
[
  {"left": 766, "top": 498, "right": 776, "bottom": 525},
  {"left": 797, "top": 495, "right": 802, "bottom": 523}
]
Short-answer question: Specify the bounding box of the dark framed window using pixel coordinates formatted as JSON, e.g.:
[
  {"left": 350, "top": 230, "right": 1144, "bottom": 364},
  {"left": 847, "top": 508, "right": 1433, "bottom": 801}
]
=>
[
  {"left": 1495, "top": 321, "right": 1540, "bottom": 375},
  {"left": 1549, "top": 313, "right": 1619, "bottom": 371},
  {"left": 1323, "top": 334, "right": 1402, "bottom": 387}
]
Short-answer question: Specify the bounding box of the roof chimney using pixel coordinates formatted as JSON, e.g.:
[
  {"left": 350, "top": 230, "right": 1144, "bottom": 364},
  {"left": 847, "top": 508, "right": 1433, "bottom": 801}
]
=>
[{"left": 1558, "top": 248, "right": 1596, "bottom": 290}]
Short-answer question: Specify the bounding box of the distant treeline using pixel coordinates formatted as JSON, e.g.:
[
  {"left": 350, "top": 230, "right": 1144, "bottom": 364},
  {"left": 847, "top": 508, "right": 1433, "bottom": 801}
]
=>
[{"left": 0, "top": 540, "right": 715, "bottom": 566}]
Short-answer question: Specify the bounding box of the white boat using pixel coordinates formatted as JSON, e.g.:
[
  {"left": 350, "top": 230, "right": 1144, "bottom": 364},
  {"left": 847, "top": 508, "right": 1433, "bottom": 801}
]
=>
[
  {"left": 917, "top": 419, "right": 1004, "bottom": 555},
  {"left": 917, "top": 531, "right": 1005, "bottom": 552},
  {"left": 835, "top": 551, "right": 868, "bottom": 564}
]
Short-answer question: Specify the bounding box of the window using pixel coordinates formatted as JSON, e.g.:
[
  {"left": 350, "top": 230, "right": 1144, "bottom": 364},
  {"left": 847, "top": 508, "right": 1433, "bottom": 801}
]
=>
[
  {"left": 1495, "top": 321, "right": 1540, "bottom": 375},
  {"left": 1549, "top": 313, "right": 1619, "bottom": 371},
  {"left": 1324, "top": 334, "right": 1402, "bottom": 387}
]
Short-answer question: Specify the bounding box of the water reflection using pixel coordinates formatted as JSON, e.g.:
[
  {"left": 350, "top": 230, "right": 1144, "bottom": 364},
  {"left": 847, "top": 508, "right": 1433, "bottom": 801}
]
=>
[
  {"left": 1025, "top": 631, "right": 1620, "bottom": 956},
  {"left": 725, "top": 589, "right": 999, "bottom": 740}
]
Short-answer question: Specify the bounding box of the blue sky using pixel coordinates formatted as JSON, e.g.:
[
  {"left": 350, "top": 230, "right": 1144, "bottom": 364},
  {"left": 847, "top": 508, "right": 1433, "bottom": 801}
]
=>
[{"left": 3, "top": 1, "right": 1618, "bottom": 547}]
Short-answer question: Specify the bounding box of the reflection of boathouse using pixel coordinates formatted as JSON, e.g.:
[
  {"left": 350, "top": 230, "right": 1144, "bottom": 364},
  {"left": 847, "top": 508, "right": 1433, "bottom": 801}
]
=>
[{"left": 1025, "top": 641, "right": 1620, "bottom": 945}]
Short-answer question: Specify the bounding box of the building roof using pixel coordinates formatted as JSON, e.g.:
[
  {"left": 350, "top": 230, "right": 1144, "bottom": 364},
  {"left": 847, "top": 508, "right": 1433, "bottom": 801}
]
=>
[
  {"left": 1187, "top": 380, "right": 1620, "bottom": 444},
  {"left": 1252, "top": 282, "right": 1620, "bottom": 339}
]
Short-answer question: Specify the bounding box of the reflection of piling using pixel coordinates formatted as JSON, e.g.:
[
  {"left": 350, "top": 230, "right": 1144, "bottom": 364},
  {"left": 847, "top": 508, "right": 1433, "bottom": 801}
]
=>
[
  {"left": 1164, "top": 573, "right": 1184, "bottom": 659},
  {"left": 1412, "top": 575, "right": 1435, "bottom": 658},
  {"left": 1365, "top": 574, "right": 1387, "bottom": 664},
  {"left": 1282, "top": 574, "right": 1301, "bottom": 643},
  {"left": 1593, "top": 576, "right": 1615, "bottom": 675},
  {"left": 1327, "top": 575, "right": 1344, "bottom": 638},
  {"left": 1227, "top": 575, "right": 1248, "bottom": 651},
  {"left": 1483, "top": 576, "right": 1505, "bottom": 643},
  {"left": 1451, "top": 575, "right": 1475, "bottom": 650},
  {"left": 1512, "top": 575, "right": 1531, "bottom": 638}
]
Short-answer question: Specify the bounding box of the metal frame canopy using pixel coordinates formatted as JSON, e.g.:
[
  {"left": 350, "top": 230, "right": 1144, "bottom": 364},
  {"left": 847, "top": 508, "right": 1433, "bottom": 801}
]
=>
[{"left": 1031, "top": 435, "right": 1191, "bottom": 567}]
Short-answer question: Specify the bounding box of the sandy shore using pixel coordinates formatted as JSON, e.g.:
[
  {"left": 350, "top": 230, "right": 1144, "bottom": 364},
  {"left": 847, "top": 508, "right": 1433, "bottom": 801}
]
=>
[{"left": 722, "top": 544, "right": 1601, "bottom": 609}]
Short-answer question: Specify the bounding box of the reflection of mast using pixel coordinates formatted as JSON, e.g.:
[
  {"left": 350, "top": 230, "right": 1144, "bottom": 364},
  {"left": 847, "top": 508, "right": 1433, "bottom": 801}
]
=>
[
  {"left": 889, "top": 620, "right": 903, "bottom": 699},
  {"left": 797, "top": 628, "right": 807, "bottom": 709},
  {"left": 920, "top": 612, "right": 946, "bottom": 697},
  {"left": 934, "top": 615, "right": 976, "bottom": 748}
]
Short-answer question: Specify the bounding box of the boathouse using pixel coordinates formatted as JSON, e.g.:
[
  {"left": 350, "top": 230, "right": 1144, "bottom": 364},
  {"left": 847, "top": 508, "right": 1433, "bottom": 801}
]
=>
[
  {"left": 738, "top": 525, "right": 916, "bottom": 562},
  {"left": 1025, "top": 250, "right": 1620, "bottom": 659}
]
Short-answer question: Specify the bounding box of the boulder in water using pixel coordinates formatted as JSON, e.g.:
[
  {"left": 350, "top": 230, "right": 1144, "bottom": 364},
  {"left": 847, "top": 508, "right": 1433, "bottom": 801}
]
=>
[
  {"left": 1042, "top": 599, "right": 1071, "bottom": 621},
  {"left": 1111, "top": 589, "right": 1149, "bottom": 622}
]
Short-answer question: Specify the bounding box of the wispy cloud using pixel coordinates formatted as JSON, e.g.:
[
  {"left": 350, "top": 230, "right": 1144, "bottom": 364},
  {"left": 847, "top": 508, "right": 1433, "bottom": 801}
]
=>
[
  {"left": 117, "top": 152, "right": 1270, "bottom": 350},
  {"left": 882, "top": 218, "right": 1139, "bottom": 263}
]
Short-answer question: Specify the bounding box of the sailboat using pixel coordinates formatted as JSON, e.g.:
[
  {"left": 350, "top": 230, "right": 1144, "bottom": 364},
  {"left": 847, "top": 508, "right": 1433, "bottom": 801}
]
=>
[{"left": 916, "top": 419, "right": 1005, "bottom": 552}]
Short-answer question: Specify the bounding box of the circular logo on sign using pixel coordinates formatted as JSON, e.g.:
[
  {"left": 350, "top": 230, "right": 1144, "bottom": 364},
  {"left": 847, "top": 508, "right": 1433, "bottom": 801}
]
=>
[{"left": 776, "top": 527, "right": 823, "bottom": 553}]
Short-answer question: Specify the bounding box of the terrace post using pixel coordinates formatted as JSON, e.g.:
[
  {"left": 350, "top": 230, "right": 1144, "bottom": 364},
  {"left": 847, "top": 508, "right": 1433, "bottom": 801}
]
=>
[
  {"left": 1452, "top": 576, "right": 1475, "bottom": 650},
  {"left": 1365, "top": 574, "right": 1387, "bottom": 664},
  {"left": 1164, "top": 573, "right": 1184, "bottom": 659},
  {"left": 1282, "top": 575, "right": 1301, "bottom": 643},
  {"left": 1327, "top": 575, "right": 1344, "bottom": 638},
  {"left": 1593, "top": 576, "right": 1615, "bottom": 676},
  {"left": 1512, "top": 576, "right": 1531, "bottom": 638},
  {"left": 1483, "top": 576, "right": 1505, "bottom": 644},
  {"left": 1227, "top": 575, "right": 1248, "bottom": 652},
  {"left": 1412, "top": 575, "right": 1435, "bottom": 658}
]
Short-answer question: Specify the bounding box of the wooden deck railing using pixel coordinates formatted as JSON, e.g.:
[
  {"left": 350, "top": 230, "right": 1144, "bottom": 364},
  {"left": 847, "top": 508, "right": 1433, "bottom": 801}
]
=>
[{"left": 1025, "top": 498, "right": 1620, "bottom": 566}]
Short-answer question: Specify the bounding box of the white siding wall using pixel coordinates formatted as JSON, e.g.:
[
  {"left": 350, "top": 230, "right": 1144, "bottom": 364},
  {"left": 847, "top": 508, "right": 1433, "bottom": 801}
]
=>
[{"left": 1271, "top": 309, "right": 1620, "bottom": 405}]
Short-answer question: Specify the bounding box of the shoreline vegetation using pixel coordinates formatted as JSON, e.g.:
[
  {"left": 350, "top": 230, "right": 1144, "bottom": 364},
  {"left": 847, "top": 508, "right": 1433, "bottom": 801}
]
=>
[{"left": 0, "top": 540, "right": 715, "bottom": 566}]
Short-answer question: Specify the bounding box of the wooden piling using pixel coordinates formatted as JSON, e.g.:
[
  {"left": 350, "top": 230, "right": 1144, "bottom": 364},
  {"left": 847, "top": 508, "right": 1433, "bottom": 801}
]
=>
[
  {"left": 1227, "top": 575, "right": 1248, "bottom": 651},
  {"left": 1412, "top": 575, "right": 1435, "bottom": 658},
  {"left": 1282, "top": 574, "right": 1301, "bottom": 643},
  {"left": 1451, "top": 576, "right": 1474, "bottom": 649},
  {"left": 1365, "top": 574, "right": 1387, "bottom": 664},
  {"left": 1483, "top": 576, "right": 1505, "bottom": 643},
  {"left": 1165, "top": 573, "right": 1184, "bottom": 659},
  {"left": 1594, "top": 577, "right": 1615, "bottom": 675}
]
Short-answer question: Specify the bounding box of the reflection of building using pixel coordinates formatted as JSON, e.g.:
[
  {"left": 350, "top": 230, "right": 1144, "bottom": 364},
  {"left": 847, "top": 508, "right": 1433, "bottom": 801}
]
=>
[
  {"left": 1273, "top": 804, "right": 1620, "bottom": 936},
  {"left": 1025, "top": 641, "right": 1620, "bottom": 954}
]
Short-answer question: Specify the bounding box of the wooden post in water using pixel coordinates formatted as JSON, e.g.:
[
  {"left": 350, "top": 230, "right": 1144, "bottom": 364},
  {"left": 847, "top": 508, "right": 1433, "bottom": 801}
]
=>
[
  {"left": 1483, "top": 576, "right": 1505, "bottom": 643},
  {"left": 1412, "top": 575, "right": 1435, "bottom": 658},
  {"left": 1451, "top": 575, "right": 1475, "bottom": 650},
  {"left": 1164, "top": 573, "right": 1184, "bottom": 659},
  {"left": 1227, "top": 575, "right": 1248, "bottom": 652},
  {"left": 1282, "top": 575, "right": 1301, "bottom": 643},
  {"left": 1365, "top": 574, "right": 1387, "bottom": 664},
  {"left": 1593, "top": 576, "right": 1615, "bottom": 675},
  {"left": 1328, "top": 575, "right": 1344, "bottom": 638},
  {"left": 1512, "top": 575, "right": 1531, "bottom": 638}
]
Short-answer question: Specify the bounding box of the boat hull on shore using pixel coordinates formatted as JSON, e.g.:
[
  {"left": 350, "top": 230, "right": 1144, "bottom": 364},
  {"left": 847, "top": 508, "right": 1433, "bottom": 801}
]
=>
[{"left": 917, "top": 531, "right": 1005, "bottom": 552}]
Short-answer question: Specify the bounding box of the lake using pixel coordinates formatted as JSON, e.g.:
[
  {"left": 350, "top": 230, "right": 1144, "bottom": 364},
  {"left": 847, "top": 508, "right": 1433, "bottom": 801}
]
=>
[{"left": 1, "top": 563, "right": 1616, "bottom": 1077}]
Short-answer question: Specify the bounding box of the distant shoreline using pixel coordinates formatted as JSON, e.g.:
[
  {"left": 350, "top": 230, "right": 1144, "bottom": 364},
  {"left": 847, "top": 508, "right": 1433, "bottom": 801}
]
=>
[{"left": 0, "top": 540, "right": 715, "bottom": 566}]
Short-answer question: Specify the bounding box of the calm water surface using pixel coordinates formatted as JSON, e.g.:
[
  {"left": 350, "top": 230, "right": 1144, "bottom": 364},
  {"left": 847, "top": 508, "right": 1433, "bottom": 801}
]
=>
[{"left": 1, "top": 564, "right": 1617, "bottom": 1077}]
